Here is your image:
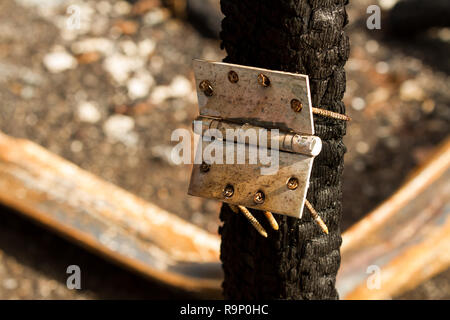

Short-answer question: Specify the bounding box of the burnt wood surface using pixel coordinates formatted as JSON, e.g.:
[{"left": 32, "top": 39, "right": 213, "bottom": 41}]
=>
[{"left": 219, "top": 0, "right": 349, "bottom": 299}]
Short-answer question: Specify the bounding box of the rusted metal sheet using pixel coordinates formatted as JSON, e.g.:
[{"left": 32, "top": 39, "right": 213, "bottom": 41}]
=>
[
  {"left": 337, "top": 137, "right": 450, "bottom": 299},
  {"left": 0, "top": 130, "right": 449, "bottom": 298},
  {"left": 193, "top": 59, "right": 314, "bottom": 135},
  {"left": 0, "top": 132, "right": 222, "bottom": 296}
]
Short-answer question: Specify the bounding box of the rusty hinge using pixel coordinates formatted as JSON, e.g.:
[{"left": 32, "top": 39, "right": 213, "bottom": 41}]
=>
[{"left": 187, "top": 60, "right": 323, "bottom": 220}]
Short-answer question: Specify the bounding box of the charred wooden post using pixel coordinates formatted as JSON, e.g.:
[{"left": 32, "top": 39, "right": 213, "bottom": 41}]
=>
[{"left": 218, "top": 0, "right": 349, "bottom": 299}]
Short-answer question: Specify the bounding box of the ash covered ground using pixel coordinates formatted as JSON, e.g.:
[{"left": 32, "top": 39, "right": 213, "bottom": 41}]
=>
[{"left": 0, "top": 0, "right": 448, "bottom": 299}]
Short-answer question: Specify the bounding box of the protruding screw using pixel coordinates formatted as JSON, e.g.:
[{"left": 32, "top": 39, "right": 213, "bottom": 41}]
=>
[
  {"left": 199, "top": 80, "right": 214, "bottom": 97},
  {"left": 287, "top": 177, "right": 299, "bottom": 190},
  {"left": 257, "top": 73, "right": 270, "bottom": 87},
  {"left": 223, "top": 184, "right": 234, "bottom": 198},
  {"left": 200, "top": 162, "right": 210, "bottom": 173},
  {"left": 253, "top": 190, "right": 265, "bottom": 204},
  {"left": 228, "top": 70, "right": 239, "bottom": 83},
  {"left": 291, "top": 99, "right": 303, "bottom": 112}
]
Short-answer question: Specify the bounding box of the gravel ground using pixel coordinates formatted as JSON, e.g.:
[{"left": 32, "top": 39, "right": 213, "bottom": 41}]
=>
[{"left": 0, "top": 0, "right": 448, "bottom": 299}]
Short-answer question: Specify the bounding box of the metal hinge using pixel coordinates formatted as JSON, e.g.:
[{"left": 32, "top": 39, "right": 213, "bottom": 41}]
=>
[{"left": 188, "top": 60, "right": 322, "bottom": 219}]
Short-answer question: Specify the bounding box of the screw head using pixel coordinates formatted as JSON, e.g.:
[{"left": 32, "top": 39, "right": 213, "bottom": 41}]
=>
[
  {"left": 287, "top": 177, "right": 299, "bottom": 190},
  {"left": 253, "top": 190, "right": 265, "bottom": 204},
  {"left": 257, "top": 73, "right": 270, "bottom": 87},
  {"left": 199, "top": 80, "right": 214, "bottom": 97},
  {"left": 200, "top": 162, "right": 210, "bottom": 173},
  {"left": 228, "top": 70, "right": 239, "bottom": 83},
  {"left": 223, "top": 184, "right": 234, "bottom": 198},
  {"left": 291, "top": 99, "right": 303, "bottom": 112}
]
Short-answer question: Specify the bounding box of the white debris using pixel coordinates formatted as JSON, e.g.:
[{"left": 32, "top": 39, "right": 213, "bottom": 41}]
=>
[
  {"left": 400, "top": 80, "right": 425, "bottom": 101},
  {"left": 96, "top": 1, "right": 112, "bottom": 15},
  {"left": 365, "top": 40, "right": 379, "bottom": 54},
  {"left": 127, "top": 72, "right": 154, "bottom": 100},
  {"left": 103, "top": 114, "right": 138, "bottom": 147},
  {"left": 375, "top": 61, "right": 390, "bottom": 74},
  {"left": 2, "top": 278, "right": 18, "bottom": 290},
  {"left": 356, "top": 141, "right": 370, "bottom": 155},
  {"left": 170, "top": 75, "right": 192, "bottom": 98},
  {"left": 138, "top": 39, "right": 156, "bottom": 57},
  {"left": 120, "top": 40, "right": 138, "bottom": 56},
  {"left": 379, "top": 0, "right": 399, "bottom": 10},
  {"left": 113, "top": 1, "right": 131, "bottom": 16},
  {"left": 150, "top": 86, "right": 172, "bottom": 105},
  {"left": 43, "top": 49, "right": 77, "bottom": 73},
  {"left": 70, "top": 140, "right": 84, "bottom": 153},
  {"left": 103, "top": 53, "right": 145, "bottom": 84},
  {"left": 351, "top": 97, "right": 366, "bottom": 111},
  {"left": 143, "top": 9, "right": 169, "bottom": 26},
  {"left": 149, "top": 75, "right": 192, "bottom": 105},
  {"left": 71, "top": 38, "right": 114, "bottom": 56},
  {"left": 77, "top": 101, "right": 101, "bottom": 123}
]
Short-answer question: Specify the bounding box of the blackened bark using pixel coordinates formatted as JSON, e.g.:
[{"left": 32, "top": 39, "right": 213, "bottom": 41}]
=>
[{"left": 218, "top": 0, "right": 349, "bottom": 299}]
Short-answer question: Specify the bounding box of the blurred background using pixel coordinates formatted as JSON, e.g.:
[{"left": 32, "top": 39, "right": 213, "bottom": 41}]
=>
[{"left": 0, "top": 0, "right": 448, "bottom": 299}]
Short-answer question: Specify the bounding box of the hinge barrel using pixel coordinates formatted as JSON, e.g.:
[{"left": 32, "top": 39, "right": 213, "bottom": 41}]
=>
[{"left": 193, "top": 117, "right": 322, "bottom": 157}]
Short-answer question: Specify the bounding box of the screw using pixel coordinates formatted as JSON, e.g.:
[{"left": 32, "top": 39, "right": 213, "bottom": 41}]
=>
[
  {"left": 238, "top": 206, "right": 268, "bottom": 238},
  {"left": 305, "top": 199, "right": 329, "bottom": 235},
  {"left": 311, "top": 107, "right": 351, "bottom": 121},
  {"left": 228, "top": 70, "right": 239, "bottom": 83},
  {"left": 257, "top": 73, "right": 270, "bottom": 87},
  {"left": 264, "top": 211, "right": 279, "bottom": 231},
  {"left": 200, "top": 162, "right": 210, "bottom": 173},
  {"left": 223, "top": 184, "right": 234, "bottom": 198},
  {"left": 287, "top": 177, "right": 299, "bottom": 190},
  {"left": 291, "top": 99, "right": 303, "bottom": 112},
  {"left": 253, "top": 190, "right": 265, "bottom": 204},
  {"left": 199, "top": 80, "right": 214, "bottom": 97}
]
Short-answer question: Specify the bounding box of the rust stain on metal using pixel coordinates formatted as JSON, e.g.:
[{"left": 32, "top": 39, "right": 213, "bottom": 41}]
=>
[
  {"left": 338, "top": 137, "right": 450, "bottom": 299},
  {"left": 0, "top": 132, "right": 222, "bottom": 296}
]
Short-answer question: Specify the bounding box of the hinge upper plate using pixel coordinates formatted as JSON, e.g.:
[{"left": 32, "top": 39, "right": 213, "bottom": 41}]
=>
[{"left": 193, "top": 59, "right": 314, "bottom": 135}]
